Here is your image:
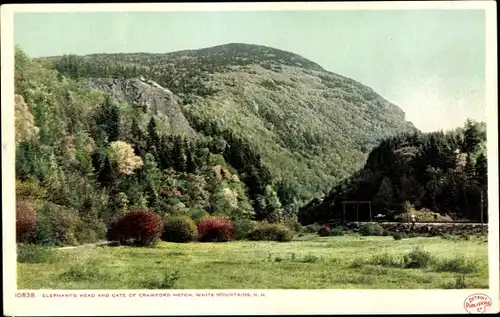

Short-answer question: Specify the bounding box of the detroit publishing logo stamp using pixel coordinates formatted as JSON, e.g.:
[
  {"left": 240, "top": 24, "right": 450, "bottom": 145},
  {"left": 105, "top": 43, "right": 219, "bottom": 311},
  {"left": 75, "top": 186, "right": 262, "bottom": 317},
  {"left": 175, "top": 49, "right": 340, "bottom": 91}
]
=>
[{"left": 464, "top": 293, "right": 493, "bottom": 314}]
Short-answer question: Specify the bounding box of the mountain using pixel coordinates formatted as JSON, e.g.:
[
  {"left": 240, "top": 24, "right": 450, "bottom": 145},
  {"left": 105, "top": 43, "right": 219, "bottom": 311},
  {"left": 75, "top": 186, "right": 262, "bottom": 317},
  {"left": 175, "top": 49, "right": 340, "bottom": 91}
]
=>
[
  {"left": 14, "top": 43, "right": 485, "bottom": 247},
  {"left": 44, "top": 43, "right": 417, "bottom": 205}
]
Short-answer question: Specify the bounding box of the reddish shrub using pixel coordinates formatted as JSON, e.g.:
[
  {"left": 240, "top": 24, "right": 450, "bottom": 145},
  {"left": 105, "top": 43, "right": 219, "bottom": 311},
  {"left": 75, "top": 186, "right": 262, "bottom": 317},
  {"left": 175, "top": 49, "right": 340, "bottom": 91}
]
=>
[
  {"left": 16, "top": 200, "right": 37, "bottom": 243},
  {"left": 318, "top": 225, "right": 331, "bottom": 237},
  {"left": 197, "top": 217, "right": 234, "bottom": 242},
  {"left": 108, "top": 209, "right": 164, "bottom": 246}
]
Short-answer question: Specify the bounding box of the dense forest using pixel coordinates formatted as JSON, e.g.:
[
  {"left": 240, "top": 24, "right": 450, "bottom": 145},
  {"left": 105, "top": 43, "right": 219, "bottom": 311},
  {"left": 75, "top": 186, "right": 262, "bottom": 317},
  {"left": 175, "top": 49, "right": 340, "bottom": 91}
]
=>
[
  {"left": 299, "top": 121, "right": 488, "bottom": 224},
  {"left": 14, "top": 44, "right": 487, "bottom": 246}
]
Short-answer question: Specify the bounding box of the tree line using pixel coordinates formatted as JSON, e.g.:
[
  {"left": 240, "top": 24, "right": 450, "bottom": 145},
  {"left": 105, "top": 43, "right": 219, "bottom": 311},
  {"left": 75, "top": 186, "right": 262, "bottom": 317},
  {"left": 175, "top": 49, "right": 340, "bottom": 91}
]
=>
[{"left": 299, "top": 120, "right": 488, "bottom": 224}]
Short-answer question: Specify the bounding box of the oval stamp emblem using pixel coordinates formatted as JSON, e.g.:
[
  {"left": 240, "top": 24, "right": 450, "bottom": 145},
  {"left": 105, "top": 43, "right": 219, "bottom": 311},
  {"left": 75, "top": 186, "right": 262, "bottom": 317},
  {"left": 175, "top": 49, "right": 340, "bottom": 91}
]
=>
[{"left": 464, "top": 293, "right": 492, "bottom": 314}]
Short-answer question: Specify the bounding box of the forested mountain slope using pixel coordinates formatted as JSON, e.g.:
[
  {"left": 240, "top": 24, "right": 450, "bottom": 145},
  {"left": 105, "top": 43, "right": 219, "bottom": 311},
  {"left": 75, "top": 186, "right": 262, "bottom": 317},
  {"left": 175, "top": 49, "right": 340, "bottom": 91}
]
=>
[
  {"left": 43, "top": 43, "right": 416, "bottom": 208},
  {"left": 15, "top": 41, "right": 487, "bottom": 247}
]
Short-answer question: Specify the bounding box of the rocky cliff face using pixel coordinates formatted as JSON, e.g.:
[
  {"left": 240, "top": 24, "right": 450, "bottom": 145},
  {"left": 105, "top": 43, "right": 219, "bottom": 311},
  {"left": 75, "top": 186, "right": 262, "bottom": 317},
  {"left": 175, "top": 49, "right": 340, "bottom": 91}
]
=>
[{"left": 83, "top": 77, "right": 197, "bottom": 138}]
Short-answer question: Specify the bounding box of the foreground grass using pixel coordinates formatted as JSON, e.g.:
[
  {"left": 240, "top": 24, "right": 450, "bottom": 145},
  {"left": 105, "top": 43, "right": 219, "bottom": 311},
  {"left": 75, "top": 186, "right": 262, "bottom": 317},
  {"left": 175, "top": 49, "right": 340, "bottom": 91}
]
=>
[{"left": 17, "top": 235, "right": 489, "bottom": 289}]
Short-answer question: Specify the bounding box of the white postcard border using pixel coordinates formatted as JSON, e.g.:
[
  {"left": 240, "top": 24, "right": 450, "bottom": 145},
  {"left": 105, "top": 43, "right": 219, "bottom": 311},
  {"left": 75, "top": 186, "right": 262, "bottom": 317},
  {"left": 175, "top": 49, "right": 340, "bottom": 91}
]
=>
[{"left": 2, "top": 2, "right": 498, "bottom": 316}]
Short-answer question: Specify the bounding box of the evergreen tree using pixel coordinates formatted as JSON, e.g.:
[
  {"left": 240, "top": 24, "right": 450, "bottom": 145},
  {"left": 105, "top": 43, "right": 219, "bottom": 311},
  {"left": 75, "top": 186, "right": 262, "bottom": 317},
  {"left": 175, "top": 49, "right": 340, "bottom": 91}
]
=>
[
  {"left": 97, "top": 156, "right": 114, "bottom": 188},
  {"left": 475, "top": 153, "right": 487, "bottom": 187},
  {"left": 463, "top": 120, "right": 481, "bottom": 153},
  {"left": 172, "top": 135, "right": 187, "bottom": 172},
  {"left": 184, "top": 138, "right": 197, "bottom": 173},
  {"left": 372, "top": 176, "right": 396, "bottom": 209},
  {"left": 95, "top": 96, "right": 120, "bottom": 143},
  {"left": 255, "top": 185, "right": 283, "bottom": 223},
  {"left": 129, "top": 117, "right": 147, "bottom": 158},
  {"left": 147, "top": 117, "right": 160, "bottom": 149},
  {"left": 158, "top": 134, "right": 174, "bottom": 169}
]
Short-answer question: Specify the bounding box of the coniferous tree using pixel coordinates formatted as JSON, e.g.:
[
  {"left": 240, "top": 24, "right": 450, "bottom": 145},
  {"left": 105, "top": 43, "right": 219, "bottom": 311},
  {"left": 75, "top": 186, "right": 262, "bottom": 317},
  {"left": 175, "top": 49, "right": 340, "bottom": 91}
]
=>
[
  {"left": 157, "top": 134, "right": 173, "bottom": 169},
  {"left": 255, "top": 185, "right": 283, "bottom": 223},
  {"left": 129, "top": 117, "right": 147, "bottom": 157},
  {"left": 372, "top": 176, "right": 396, "bottom": 209},
  {"left": 147, "top": 117, "right": 160, "bottom": 149},
  {"left": 475, "top": 153, "right": 487, "bottom": 187},
  {"left": 97, "top": 156, "right": 114, "bottom": 188},
  {"left": 172, "top": 135, "right": 187, "bottom": 172},
  {"left": 95, "top": 96, "right": 120, "bottom": 143},
  {"left": 185, "top": 139, "right": 198, "bottom": 173}
]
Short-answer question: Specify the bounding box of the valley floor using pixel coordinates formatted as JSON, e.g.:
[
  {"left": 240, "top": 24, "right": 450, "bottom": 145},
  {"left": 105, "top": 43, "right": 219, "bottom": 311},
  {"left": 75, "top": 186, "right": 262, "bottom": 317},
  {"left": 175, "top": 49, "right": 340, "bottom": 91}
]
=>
[{"left": 17, "top": 235, "right": 489, "bottom": 289}]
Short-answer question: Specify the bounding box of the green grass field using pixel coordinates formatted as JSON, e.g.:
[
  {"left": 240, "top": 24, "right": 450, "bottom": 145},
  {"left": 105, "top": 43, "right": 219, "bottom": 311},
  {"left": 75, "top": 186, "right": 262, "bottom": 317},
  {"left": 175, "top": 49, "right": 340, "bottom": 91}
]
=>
[{"left": 17, "top": 234, "right": 489, "bottom": 289}]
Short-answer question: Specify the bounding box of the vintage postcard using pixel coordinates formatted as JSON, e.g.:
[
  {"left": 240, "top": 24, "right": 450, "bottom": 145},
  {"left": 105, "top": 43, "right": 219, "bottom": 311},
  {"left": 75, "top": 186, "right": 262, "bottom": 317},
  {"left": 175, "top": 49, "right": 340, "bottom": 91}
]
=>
[{"left": 2, "top": 1, "right": 499, "bottom": 316}]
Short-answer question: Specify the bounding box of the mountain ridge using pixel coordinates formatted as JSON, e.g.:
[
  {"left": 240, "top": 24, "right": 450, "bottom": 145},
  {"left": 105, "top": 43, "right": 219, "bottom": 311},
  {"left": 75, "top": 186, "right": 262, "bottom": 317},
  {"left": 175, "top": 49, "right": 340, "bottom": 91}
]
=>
[
  {"left": 41, "top": 42, "right": 418, "bottom": 204},
  {"left": 39, "top": 42, "right": 410, "bottom": 117}
]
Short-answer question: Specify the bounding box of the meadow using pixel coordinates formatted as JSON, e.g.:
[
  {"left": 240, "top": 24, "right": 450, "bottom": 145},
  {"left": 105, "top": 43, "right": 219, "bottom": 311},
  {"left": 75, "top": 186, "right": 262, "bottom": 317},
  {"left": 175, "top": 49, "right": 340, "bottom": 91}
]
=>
[{"left": 17, "top": 234, "right": 489, "bottom": 290}]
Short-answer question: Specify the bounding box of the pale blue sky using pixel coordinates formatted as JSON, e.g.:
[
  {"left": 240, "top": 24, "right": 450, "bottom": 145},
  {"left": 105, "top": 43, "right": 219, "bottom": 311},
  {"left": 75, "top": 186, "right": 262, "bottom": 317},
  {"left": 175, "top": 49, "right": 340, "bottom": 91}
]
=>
[{"left": 14, "top": 10, "right": 487, "bottom": 132}]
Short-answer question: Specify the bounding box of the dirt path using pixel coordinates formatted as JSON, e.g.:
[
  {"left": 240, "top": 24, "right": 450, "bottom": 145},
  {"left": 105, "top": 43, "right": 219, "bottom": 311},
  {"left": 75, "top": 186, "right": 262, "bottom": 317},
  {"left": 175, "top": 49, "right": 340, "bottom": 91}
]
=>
[{"left": 53, "top": 241, "right": 110, "bottom": 251}]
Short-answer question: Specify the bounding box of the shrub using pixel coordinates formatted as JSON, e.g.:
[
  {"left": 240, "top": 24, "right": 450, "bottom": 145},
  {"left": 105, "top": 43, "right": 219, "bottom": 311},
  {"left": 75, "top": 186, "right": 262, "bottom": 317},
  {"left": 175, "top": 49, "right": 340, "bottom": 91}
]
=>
[
  {"left": 35, "top": 203, "right": 76, "bottom": 246},
  {"left": 392, "top": 232, "right": 404, "bottom": 240},
  {"left": 197, "top": 217, "right": 234, "bottom": 242},
  {"left": 366, "top": 253, "right": 402, "bottom": 267},
  {"left": 248, "top": 223, "right": 294, "bottom": 242},
  {"left": 71, "top": 217, "right": 107, "bottom": 244},
  {"left": 402, "top": 247, "right": 434, "bottom": 268},
  {"left": 17, "top": 244, "right": 54, "bottom": 263},
  {"left": 303, "top": 223, "right": 321, "bottom": 233},
  {"left": 434, "top": 256, "right": 478, "bottom": 274},
  {"left": 162, "top": 216, "right": 198, "bottom": 243},
  {"left": 16, "top": 179, "right": 46, "bottom": 200},
  {"left": 109, "top": 209, "right": 164, "bottom": 247},
  {"left": 330, "top": 227, "right": 345, "bottom": 236},
  {"left": 359, "top": 222, "right": 384, "bottom": 236},
  {"left": 16, "top": 200, "right": 37, "bottom": 243},
  {"left": 318, "top": 225, "right": 331, "bottom": 237},
  {"left": 394, "top": 204, "right": 453, "bottom": 222},
  {"left": 282, "top": 219, "right": 302, "bottom": 233},
  {"left": 232, "top": 219, "right": 259, "bottom": 240}
]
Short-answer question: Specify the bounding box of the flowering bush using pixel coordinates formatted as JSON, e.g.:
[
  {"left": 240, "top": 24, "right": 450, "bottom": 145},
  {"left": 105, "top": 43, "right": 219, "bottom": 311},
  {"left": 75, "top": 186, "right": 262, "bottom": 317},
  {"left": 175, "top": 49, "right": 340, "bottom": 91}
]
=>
[
  {"left": 107, "top": 141, "right": 144, "bottom": 175},
  {"left": 162, "top": 216, "right": 198, "bottom": 243},
  {"left": 108, "top": 209, "right": 163, "bottom": 246},
  {"left": 197, "top": 217, "right": 234, "bottom": 242},
  {"left": 16, "top": 200, "right": 37, "bottom": 243}
]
